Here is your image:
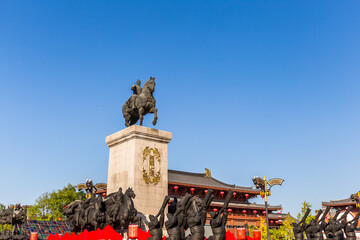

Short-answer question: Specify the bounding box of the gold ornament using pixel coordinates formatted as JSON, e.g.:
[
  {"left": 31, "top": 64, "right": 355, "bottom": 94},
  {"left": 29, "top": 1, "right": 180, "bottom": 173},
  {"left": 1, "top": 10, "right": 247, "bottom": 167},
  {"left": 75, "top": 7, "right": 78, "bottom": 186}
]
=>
[{"left": 142, "top": 147, "right": 161, "bottom": 184}]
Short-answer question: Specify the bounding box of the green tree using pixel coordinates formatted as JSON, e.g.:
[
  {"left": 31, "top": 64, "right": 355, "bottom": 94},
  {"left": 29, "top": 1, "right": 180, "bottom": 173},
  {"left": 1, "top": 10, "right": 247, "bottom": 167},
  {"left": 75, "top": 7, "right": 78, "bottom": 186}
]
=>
[
  {"left": 276, "top": 214, "right": 296, "bottom": 240},
  {"left": 259, "top": 217, "right": 268, "bottom": 240},
  {"left": 27, "top": 184, "right": 84, "bottom": 220},
  {"left": 258, "top": 215, "right": 295, "bottom": 240},
  {"left": 0, "top": 203, "right": 13, "bottom": 232},
  {"left": 296, "top": 201, "right": 315, "bottom": 224}
]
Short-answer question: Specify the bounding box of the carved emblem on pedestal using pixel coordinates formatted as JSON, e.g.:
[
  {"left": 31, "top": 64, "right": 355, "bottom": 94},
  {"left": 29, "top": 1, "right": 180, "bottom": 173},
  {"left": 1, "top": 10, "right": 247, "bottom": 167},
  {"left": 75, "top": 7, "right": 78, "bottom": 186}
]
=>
[{"left": 142, "top": 147, "right": 161, "bottom": 184}]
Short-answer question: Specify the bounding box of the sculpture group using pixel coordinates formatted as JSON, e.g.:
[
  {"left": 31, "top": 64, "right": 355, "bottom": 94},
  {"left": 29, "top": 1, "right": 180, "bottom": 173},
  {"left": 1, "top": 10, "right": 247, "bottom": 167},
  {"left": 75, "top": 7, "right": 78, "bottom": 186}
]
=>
[
  {"left": 63, "top": 187, "right": 140, "bottom": 236},
  {"left": 292, "top": 205, "right": 360, "bottom": 240},
  {"left": 0, "top": 204, "right": 27, "bottom": 240},
  {"left": 64, "top": 187, "right": 233, "bottom": 240}
]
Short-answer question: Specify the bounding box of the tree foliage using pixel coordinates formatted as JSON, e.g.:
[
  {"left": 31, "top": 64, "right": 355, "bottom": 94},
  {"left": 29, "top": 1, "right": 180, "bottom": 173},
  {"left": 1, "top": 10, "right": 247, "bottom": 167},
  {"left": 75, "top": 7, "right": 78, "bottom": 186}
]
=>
[
  {"left": 296, "top": 201, "right": 315, "bottom": 224},
  {"left": 0, "top": 203, "right": 12, "bottom": 232},
  {"left": 257, "top": 201, "right": 315, "bottom": 240},
  {"left": 258, "top": 215, "right": 295, "bottom": 239},
  {"left": 259, "top": 217, "right": 268, "bottom": 240},
  {"left": 27, "top": 184, "right": 84, "bottom": 221}
]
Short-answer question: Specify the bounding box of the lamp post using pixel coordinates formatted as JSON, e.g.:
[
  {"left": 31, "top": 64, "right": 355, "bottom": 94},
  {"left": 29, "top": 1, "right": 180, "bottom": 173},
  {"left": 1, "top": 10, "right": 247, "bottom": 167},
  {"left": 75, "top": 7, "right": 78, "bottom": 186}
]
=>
[{"left": 252, "top": 176, "right": 284, "bottom": 240}]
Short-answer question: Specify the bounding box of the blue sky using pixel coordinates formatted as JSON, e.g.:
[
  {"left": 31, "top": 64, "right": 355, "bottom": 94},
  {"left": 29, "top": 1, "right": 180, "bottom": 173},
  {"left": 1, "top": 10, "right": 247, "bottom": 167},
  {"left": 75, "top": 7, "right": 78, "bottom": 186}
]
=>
[{"left": 0, "top": 1, "right": 359, "bottom": 216}]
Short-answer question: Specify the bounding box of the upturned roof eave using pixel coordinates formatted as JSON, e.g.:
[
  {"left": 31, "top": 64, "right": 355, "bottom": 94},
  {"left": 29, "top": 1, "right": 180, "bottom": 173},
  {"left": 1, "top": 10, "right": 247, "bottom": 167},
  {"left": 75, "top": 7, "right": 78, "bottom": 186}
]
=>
[{"left": 168, "top": 169, "right": 259, "bottom": 193}]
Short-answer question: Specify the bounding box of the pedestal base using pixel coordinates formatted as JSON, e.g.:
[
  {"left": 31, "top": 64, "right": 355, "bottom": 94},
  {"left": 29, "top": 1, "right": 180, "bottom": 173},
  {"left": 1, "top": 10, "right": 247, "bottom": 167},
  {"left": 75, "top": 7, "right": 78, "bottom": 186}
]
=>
[{"left": 106, "top": 125, "right": 172, "bottom": 215}]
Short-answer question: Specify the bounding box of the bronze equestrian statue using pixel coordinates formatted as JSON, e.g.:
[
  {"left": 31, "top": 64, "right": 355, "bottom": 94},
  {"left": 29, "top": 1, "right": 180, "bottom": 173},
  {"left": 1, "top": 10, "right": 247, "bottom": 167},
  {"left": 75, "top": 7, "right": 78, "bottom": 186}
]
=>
[
  {"left": 63, "top": 187, "right": 140, "bottom": 235},
  {"left": 331, "top": 206, "right": 352, "bottom": 240},
  {"left": 147, "top": 196, "right": 170, "bottom": 240},
  {"left": 165, "top": 194, "right": 192, "bottom": 240},
  {"left": 292, "top": 208, "right": 311, "bottom": 240},
  {"left": 324, "top": 209, "right": 341, "bottom": 239},
  {"left": 122, "top": 77, "right": 158, "bottom": 127},
  {"left": 308, "top": 206, "right": 331, "bottom": 240},
  {"left": 344, "top": 210, "right": 360, "bottom": 240},
  {"left": 304, "top": 209, "right": 323, "bottom": 240},
  {"left": 208, "top": 190, "right": 233, "bottom": 240},
  {"left": 186, "top": 189, "right": 214, "bottom": 240}
]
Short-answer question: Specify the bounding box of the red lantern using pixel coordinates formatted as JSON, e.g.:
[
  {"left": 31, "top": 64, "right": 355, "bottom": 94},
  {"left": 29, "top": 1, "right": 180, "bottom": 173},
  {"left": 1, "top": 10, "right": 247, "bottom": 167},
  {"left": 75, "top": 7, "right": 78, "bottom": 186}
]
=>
[
  {"left": 213, "top": 208, "right": 218, "bottom": 212},
  {"left": 30, "top": 232, "right": 38, "bottom": 240},
  {"left": 174, "top": 186, "right": 179, "bottom": 192},
  {"left": 278, "top": 215, "right": 282, "bottom": 219},
  {"left": 228, "top": 208, "right": 232, "bottom": 212},
  {"left": 262, "top": 211, "right": 266, "bottom": 215},
  {"left": 275, "top": 221, "right": 279, "bottom": 224},
  {"left": 102, "top": 193, "right": 106, "bottom": 197},
  {"left": 190, "top": 188, "right": 195, "bottom": 193},
  {"left": 242, "top": 210, "right": 247, "bottom": 214},
  {"left": 253, "top": 230, "right": 261, "bottom": 239},
  {"left": 220, "top": 191, "right": 225, "bottom": 196},
  {"left": 270, "top": 221, "right": 274, "bottom": 224},
  {"left": 245, "top": 193, "right": 249, "bottom": 198},
  {"left": 277, "top": 210, "right": 282, "bottom": 214},
  {"left": 279, "top": 220, "right": 282, "bottom": 223},
  {"left": 237, "top": 228, "right": 246, "bottom": 240},
  {"left": 233, "top": 192, "right": 237, "bottom": 197},
  {"left": 128, "top": 224, "right": 138, "bottom": 239},
  {"left": 253, "top": 210, "right": 257, "bottom": 214},
  {"left": 204, "top": 190, "right": 208, "bottom": 193}
]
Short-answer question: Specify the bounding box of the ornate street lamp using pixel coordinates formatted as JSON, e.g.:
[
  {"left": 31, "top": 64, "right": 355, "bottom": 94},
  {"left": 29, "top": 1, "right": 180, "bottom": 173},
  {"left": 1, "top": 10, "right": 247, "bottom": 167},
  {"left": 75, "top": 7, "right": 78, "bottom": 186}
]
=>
[{"left": 252, "top": 176, "right": 284, "bottom": 240}]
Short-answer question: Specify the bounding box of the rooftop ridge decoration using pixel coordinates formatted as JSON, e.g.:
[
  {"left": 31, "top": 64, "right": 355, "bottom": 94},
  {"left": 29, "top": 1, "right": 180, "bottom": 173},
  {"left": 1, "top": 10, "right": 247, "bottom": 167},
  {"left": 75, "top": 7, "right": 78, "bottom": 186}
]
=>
[{"left": 205, "top": 168, "right": 211, "bottom": 177}]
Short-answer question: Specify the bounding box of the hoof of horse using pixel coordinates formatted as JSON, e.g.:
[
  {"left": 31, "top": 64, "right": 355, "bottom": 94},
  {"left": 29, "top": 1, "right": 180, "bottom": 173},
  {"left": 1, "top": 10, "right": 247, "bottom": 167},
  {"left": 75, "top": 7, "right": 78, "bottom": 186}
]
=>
[{"left": 152, "top": 119, "right": 157, "bottom": 125}]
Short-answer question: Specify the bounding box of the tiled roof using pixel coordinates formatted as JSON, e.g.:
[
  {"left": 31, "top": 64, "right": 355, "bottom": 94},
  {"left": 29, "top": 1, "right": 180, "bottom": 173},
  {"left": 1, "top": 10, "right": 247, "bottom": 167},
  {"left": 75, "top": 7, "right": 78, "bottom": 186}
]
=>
[
  {"left": 268, "top": 213, "right": 288, "bottom": 220},
  {"left": 322, "top": 198, "right": 357, "bottom": 206},
  {"left": 210, "top": 200, "right": 282, "bottom": 211},
  {"left": 168, "top": 169, "right": 259, "bottom": 193}
]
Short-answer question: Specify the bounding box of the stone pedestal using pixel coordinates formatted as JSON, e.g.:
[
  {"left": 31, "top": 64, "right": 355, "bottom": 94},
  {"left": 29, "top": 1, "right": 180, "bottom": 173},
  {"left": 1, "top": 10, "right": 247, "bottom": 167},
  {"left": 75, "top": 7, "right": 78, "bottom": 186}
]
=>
[{"left": 106, "top": 125, "right": 172, "bottom": 215}]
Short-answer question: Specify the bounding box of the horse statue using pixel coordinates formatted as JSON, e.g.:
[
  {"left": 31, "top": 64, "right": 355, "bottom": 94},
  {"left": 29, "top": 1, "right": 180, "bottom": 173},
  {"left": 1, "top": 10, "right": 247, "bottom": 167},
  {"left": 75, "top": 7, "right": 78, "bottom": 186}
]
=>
[
  {"left": 63, "top": 200, "right": 84, "bottom": 233},
  {"left": 64, "top": 196, "right": 106, "bottom": 232},
  {"left": 82, "top": 196, "right": 106, "bottom": 231},
  {"left": 111, "top": 187, "right": 141, "bottom": 236},
  {"left": 104, "top": 188, "right": 124, "bottom": 228},
  {"left": 186, "top": 190, "right": 214, "bottom": 240},
  {"left": 122, "top": 77, "right": 158, "bottom": 127}
]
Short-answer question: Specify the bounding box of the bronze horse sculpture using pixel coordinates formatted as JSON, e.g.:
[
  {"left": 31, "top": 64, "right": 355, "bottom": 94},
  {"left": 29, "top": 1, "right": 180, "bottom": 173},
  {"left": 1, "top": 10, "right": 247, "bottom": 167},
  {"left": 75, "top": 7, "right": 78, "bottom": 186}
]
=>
[
  {"left": 63, "top": 187, "right": 141, "bottom": 234},
  {"left": 122, "top": 77, "right": 158, "bottom": 127},
  {"left": 118, "top": 188, "right": 141, "bottom": 236}
]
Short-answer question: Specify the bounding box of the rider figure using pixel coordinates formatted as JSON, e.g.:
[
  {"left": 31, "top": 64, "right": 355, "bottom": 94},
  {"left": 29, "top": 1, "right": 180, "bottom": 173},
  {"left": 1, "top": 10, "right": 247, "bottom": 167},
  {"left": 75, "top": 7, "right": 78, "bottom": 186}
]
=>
[
  {"left": 127, "top": 80, "right": 142, "bottom": 111},
  {"left": 112, "top": 187, "right": 124, "bottom": 222}
]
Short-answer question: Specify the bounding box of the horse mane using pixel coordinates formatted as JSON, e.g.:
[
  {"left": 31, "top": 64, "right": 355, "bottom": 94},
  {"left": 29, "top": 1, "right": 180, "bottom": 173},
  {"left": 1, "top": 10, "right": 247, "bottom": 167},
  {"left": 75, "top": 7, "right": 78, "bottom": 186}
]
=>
[{"left": 142, "top": 77, "right": 155, "bottom": 90}]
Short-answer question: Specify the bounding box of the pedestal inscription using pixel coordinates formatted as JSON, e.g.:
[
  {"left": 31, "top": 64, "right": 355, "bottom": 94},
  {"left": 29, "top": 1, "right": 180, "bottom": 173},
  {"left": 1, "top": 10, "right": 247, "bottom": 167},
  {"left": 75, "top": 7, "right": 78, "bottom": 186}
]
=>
[{"left": 106, "top": 125, "right": 172, "bottom": 215}]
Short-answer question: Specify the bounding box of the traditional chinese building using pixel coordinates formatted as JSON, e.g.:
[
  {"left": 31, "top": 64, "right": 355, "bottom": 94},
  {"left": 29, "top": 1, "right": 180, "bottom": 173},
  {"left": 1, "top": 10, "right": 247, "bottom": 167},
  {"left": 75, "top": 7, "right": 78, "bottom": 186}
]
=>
[
  {"left": 322, "top": 197, "right": 360, "bottom": 228},
  {"left": 167, "top": 169, "right": 287, "bottom": 231}
]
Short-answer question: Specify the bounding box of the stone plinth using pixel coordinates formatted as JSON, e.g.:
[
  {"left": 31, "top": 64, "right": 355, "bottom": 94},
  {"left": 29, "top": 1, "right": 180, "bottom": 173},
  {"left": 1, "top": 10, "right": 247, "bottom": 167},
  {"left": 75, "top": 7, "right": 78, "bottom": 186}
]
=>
[{"left": 106, "top": 125, "right": 172, "bottom": 215}]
